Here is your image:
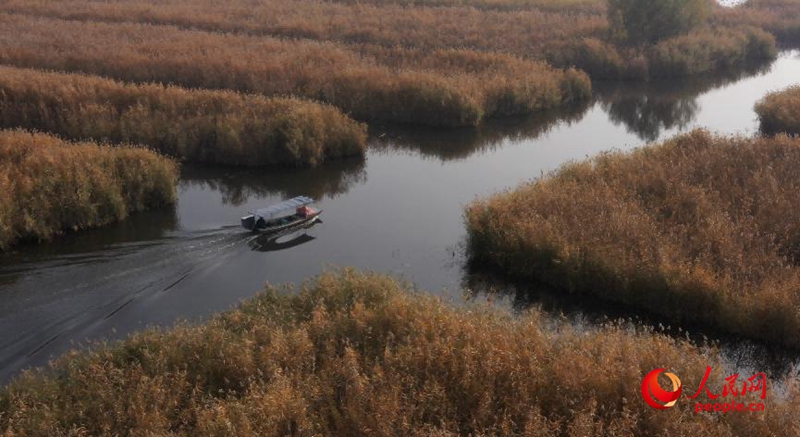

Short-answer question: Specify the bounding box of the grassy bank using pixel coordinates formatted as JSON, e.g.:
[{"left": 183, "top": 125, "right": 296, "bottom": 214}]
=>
[
  {"left": 0, "top": 66, "right": 366, "bottom": 167},
  {"left": 755, "top": 85, "right": 800, "bottom": 135},
  {"left": 0, "top": 1, "right": 781, "bottom": 80},
  {"left": 0, "top": 14, "right": 590, "bottom": 127},
  {"left": 466, "top": 130, "right": 800, "bottom": 348},
  {"left": 1, "top": 269, "right": 797, "bottom": 435},
  {"left": 0, "top": 130, "right": 177, "bottom": 250}
]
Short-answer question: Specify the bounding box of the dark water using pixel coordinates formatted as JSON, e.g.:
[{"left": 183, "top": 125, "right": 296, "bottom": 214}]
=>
[{"left": 1, "top": 52, "right": 799, "bottom": 382}]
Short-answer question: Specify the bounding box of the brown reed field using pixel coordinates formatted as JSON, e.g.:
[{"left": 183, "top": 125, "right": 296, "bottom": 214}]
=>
[
  {"left": 0, "top": 66, "right": 367, "bottom": 167},
  {"left": 325, "top": 0, "right": 606, "bottom": 11},
  {"left": 645, "top": 26, "right": 777, "bottom": 77},
  {"left": 0, "top": 14, "right": 590, "bottom": 127},
  {"left": 0, "top": 0, "right": 608, "bottom": 53},
  {"left": 466, "top": 130, "right": 800, "bottom": 348},
  {"left": 543, "top": 25, "right": 776, "bottom": 79},
  {"left": 0, "top": 0, "right": 786, "bottom": 80},
  {"left": 1, "top": 269, "right": 797, "bottom": 435},
  {"left": 0, "top": 0, "right": 607, "bottom": 51},
  {"left": 713, "top": 0, "right": 800, "bottom": 45},
  {"left": 0, "top": 130, "right": 178, "bottom": 250},
  {"left": 755, "top": 84, "right": 800, "bottom": 135}
]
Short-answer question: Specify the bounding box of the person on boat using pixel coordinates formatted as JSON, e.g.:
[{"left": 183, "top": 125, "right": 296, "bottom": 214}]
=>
[{"left": 296, "top": 206, "right": 315, "bottom": 218}]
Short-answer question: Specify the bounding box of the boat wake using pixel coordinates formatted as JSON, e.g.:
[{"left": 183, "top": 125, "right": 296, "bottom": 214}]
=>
[{"left": 0, "top": 225, "right": 257, "bottom": 382}]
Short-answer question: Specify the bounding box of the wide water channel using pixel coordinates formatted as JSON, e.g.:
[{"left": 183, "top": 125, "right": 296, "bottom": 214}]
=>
[{"left": 1, "top": 52, "right": 799, "bottom": 383}]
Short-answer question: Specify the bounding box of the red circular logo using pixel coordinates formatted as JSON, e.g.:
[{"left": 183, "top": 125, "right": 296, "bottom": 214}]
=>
[{"left": 641, "top": 368, "right": 682, "bottom": 409}]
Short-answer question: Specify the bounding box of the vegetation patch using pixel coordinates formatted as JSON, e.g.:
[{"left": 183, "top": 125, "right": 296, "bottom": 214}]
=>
[
  {"left": 0, "top": 0, "right": 610, "bottom": 57},
  {"left": 713, "top": 0, "right": 800, "bottom": 46},
  {"left": 0, "top": 14, "right": 590, "bottom": 127},
  {"left": 1, "top": 269, "right": 797, "bottom": 435},
  {"left": 0, "top": 0, "right": 784, "bottom": 81},
  {"left": 645, "top": 26, "right": 777, "bottom": 78},
  {"left": 755, "top": 84, "right": 800, "bottom": 135},
  {"left": 466, "top": 130, "right": 800, "bottom": 347},
  {"left": 0, "top": 66, "right": 366, "bottom": 167},
  {"left": 0, "top": 130, "right": 178, "bottom": 250}
]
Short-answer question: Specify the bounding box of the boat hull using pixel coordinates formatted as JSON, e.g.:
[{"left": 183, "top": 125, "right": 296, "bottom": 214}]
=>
[{"left": 242, "top": 212, "right": 322, "bottom": 234}]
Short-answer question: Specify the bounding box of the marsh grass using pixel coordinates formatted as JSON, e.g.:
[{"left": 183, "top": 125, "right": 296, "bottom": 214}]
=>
[
  {"left": 0, "top": 66, "right": 366, "bottom": 167},
  {"left": 0, "top": 0, "right": 783, "bottom": 80},
  {"left": 0, "top": 14, "right": 590, "bottom": 127},
  {"left": 325, "top": 0, "right": 606, "bottom": 11},
  {"left": 713, "top": 0, "right": 800, "bottom": 46},
  {"left": 0, "top": 130, "right": 177, "bottom": 250},
  {"left": 755, "top": 85, "right": 800, "bottom": 135},
  {"left": 466, "top": 130, "right": 800, "bottom": 348},
  {"left": 0, "top": 0, "right": 608, "bottom": 53},
  {"left": 646, "top": 26, "right": 777, "bottom": 77},
  {"left": 1, "top": 269, "right": 797, "bottom": 435}
]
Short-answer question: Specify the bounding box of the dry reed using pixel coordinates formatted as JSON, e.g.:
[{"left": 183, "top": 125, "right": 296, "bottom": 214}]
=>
[
  {"left": 0, "top": 269, "right": 797, "bottom": 435},
  {"left": 0, "top": 0, "right": 608, "bottom": 54},
  {"left": 646, "top": 26, "right": 777, "bottom": 78},
  {"left": 0, "top": 14, "right": 590, "bottom": 127},
  {"left": 466, "top": 130, "right": 800, "bottom": 348},
  {"left": 713, "top": 0, "right": 800, "bottom": 46},
  {"left": 0, "top": 66, "right": 367, "bottom": 167},
  {"left": 755, "top": 84, "right": 800, "bottom": 135},
  {"left": 0, "top": 0, "right": 785, "bottom": 80},
  {"left": 0, "top": 130, "right": 178, "bottom": 250}
]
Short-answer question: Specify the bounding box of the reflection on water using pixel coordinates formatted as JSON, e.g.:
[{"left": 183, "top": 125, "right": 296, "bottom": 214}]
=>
[
  {"left": 0, "top": 206, "right": 179, "bottom": 287},
  {"left": 180, "top": 158, "right": 366, "bottom": 206},
  {"left": 595, "top": 61, "right": 772, "bottom": 142},
  {"left": 248, "top": 224, "right": 320, "bottom": 252},
  {"left": 369, "top": 102, "right": 591, "bottom": 162},
  {"left": 463, "top": 267, "right": 800, "bottom": 378}
]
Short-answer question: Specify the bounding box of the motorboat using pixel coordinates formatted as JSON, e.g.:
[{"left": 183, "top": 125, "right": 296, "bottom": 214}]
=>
[{"left": 241, "top": 196, "right": 322, "bottom": 234}]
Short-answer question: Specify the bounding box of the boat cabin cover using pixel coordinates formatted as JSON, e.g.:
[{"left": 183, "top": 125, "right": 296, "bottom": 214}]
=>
[{"left": 251, "top": 196, "right": 315, "bottom": 220}]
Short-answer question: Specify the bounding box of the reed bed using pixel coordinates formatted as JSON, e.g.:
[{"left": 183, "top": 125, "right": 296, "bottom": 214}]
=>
[
  {"left": 755, "top": 85, "right": 800, "bottom": 135},
  {"left": 0, "top": 0, "right": 608, "bottom": 54},
  {"left": 0, "top": 14, "right": 590, "bottom": 127},
  {"left": 466, "top": 130, "right": 800, "bottom": 348},
  {"left": 0, "top": 130, "right": 177, "bottom": 250},
  {"left": 646, "top": 26, "right": 777, "bottom": 78},
  {"left": 543, "top": 26, "right": 776, "bottom": 78},
  {"left": 326, "top": 0, "right": 606, "bottom": 12},
  {"left": 0, "top": 66, "right": 366, "bottom": 167},
  {"left": 1, "top": 269, "right": 797, "bottom": 435},
  {"left": 713, "top": 0, "right": 800, "bottom": 46},
  {"left": 0, "top": 0, "right": 782, "bottom": 80}
]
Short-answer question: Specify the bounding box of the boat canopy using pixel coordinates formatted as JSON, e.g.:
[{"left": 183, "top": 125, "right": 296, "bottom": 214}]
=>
[{"left": 251, "top": 196, "right": 314, "bottom": 220}]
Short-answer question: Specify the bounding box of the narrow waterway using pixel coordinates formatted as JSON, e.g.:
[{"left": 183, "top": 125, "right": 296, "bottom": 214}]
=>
[{"left": 0, "top": 52, "right": 798, "bottom": 382}]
